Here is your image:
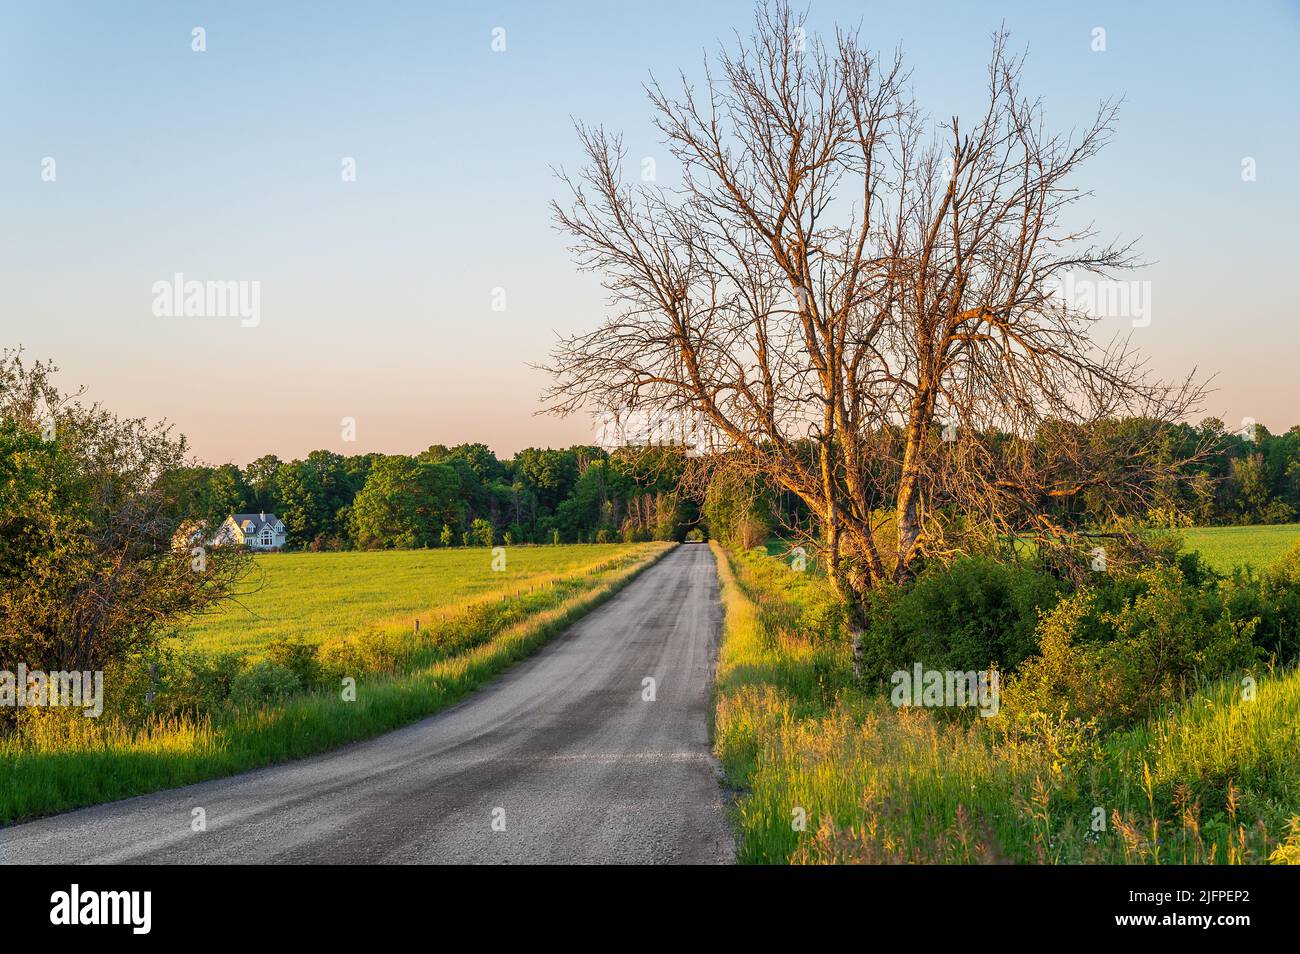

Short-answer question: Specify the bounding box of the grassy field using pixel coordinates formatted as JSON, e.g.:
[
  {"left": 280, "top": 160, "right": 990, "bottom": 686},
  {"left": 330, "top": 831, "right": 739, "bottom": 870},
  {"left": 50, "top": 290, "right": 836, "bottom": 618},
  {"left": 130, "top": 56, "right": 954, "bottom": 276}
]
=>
[
  {"left": 1182, "top": 524, "right": 1300, "bottom": 574},
  {"left": 182, "top": 544, "right": 647, "bottom": 656},
  {"left": 0, "top": 543, "right": 674, "bottom": 823},
  {"left": 711, "top": 542, "right": 1300, "bottom": 864},
  {"left": 763, "top": 523, "right": 1300, "bottom": 577}
]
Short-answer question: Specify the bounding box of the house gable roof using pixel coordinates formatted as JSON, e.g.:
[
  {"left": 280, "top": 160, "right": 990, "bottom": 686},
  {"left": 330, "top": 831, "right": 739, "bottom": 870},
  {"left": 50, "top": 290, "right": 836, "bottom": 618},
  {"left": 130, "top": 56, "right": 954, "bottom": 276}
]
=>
[{"left": 229, "top": 513, "right": 283, "bottom": 534}]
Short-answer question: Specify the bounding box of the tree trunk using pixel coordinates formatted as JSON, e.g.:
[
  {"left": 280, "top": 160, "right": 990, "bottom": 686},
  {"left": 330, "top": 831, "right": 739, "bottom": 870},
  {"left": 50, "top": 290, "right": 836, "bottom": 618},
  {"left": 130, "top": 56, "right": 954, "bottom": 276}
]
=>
[
  {"left": 895, "top": 392, "right": 930, "bottom": 582},
  {"left": 819, "top": 439, "right": 846, "bottom": 597}
]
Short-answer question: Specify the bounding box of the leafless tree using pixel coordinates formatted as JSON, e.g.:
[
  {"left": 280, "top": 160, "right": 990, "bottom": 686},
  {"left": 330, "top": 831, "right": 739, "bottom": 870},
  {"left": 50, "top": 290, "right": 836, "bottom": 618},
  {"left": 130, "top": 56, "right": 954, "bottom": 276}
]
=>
[{"left": 545, "top": 1, "right": 1205, "bottom": 603}]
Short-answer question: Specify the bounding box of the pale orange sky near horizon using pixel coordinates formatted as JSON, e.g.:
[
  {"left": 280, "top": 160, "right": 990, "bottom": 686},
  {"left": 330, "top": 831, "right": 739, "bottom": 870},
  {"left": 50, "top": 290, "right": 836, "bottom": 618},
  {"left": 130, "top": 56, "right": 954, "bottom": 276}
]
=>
[{"left": 3, "top": 2, "right": 1297, "bottom": 466}]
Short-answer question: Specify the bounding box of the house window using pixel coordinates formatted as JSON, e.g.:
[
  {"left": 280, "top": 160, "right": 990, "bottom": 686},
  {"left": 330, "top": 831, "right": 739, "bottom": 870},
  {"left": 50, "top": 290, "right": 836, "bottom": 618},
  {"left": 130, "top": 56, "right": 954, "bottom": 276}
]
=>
[{"left": 261, "top": 530, "right": 272, "bottom": 546}]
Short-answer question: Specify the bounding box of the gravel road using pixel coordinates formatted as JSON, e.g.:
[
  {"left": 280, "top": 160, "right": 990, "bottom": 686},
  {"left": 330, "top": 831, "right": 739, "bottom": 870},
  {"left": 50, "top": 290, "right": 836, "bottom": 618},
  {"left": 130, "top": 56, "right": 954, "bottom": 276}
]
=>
[{"left": 0, "top": 543, "right": 735, "bottom": 864}]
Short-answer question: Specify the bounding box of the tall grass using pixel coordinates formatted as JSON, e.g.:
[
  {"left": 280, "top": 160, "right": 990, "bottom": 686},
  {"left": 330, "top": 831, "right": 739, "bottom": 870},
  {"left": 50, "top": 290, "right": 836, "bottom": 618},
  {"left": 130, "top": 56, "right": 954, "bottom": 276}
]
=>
[
  {"left": 710, "top": 542, "right": 1300, "bottom": 864},
  {"left": 0, "top": 543, "right": 674, "bottom": 824}
]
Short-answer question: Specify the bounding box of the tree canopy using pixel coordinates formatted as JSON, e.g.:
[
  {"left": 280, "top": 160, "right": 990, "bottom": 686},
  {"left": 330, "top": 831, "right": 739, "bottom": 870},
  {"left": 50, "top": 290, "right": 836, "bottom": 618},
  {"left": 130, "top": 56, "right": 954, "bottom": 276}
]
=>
[{"left": 544, "top": 0, "right": 1205, "bottom": 599}]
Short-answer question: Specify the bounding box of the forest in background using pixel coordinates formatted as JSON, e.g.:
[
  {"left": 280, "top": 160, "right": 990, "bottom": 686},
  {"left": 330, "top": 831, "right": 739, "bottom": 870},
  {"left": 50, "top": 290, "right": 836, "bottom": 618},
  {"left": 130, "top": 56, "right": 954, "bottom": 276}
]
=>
[
  {"left": 169, "top": 416, "right": 1300, "bottom": 553},
  {"left": 168, "top": 442, "right": 697, "bottom": 549}
]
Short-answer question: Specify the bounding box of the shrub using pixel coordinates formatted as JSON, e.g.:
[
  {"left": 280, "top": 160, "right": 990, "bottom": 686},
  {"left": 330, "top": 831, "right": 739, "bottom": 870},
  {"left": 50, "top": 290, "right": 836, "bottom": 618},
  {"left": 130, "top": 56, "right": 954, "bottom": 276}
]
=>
[
  {"left": 857, "top": 555, "right": 1064, "bottom": 681},
  {"left": 1103, "top": 565, "right": 1260, "bottom": 685},
  {"left": 317, "top": 627, "right": 406, "bottom": 682},
  {"left": 1168, "top": 545, "right": 1221, "bottom": 588},
  {"left": 1005, "top": 565, "right": 1262, "bottom": 729},
  {"left": 161, "top": 651, "right": 246, "bottom": 716},
  {"left": 101, "top": 650, "right": 246, "bottom": 723},
  {"left": 226, "top": 661, "right": 301, "bottom": 709},
  {"left": 1000, "top": 590, "right": 1108, "bottom": 725},
  {"left": 1252, "top": 542, "right": 1300, "bottom": 662},
  {"left": 316, "top": 637, "right": 363, "bottom": 683},
  {"left": 265, "top": 637, "right": 322, "bottom": 689}
]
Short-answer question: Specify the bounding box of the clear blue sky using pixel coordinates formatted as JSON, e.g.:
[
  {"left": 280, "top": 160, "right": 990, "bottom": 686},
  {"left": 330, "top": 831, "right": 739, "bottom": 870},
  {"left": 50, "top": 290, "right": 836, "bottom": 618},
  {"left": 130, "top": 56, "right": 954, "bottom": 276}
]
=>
[{"left": 2, "top": 1, "right": 1296, "bottom": 464}]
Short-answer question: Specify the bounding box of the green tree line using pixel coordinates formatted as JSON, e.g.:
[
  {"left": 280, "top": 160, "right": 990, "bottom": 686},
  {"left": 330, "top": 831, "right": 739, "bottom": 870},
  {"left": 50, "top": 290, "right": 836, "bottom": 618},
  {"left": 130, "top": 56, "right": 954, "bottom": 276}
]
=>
[
  {"left": 170, "top": 416, "right": 1300, "bottom": 555},
  {"left": 165, "top": 443, "right": 698, "bottom": 549}
]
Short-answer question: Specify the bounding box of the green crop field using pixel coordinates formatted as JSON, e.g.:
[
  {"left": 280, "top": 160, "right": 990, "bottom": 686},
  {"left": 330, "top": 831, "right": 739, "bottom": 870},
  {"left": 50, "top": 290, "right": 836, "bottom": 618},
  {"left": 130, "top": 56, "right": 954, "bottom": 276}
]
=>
[
  {"left": 1182, "top": 524, "right": 1300, "bottom": 574},
  {"left": 180, "top": 543, "right": 652, "bottom": 657},
  {"left": 761, "top": 524, "right": 1300, "bottom": 578}
]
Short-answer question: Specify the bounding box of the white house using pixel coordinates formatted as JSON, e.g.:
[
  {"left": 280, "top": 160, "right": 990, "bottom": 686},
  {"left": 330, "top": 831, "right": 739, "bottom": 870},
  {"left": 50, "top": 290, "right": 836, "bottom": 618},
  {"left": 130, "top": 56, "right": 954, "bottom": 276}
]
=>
[{"left": 212, "top": 512, "right": 287, "bottom": 550}]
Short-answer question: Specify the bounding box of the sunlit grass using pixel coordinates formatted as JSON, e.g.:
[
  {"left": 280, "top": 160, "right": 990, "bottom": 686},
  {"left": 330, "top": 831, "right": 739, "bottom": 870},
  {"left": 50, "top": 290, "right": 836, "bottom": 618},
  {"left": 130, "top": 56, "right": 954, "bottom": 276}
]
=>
[
  {"left": 710, "top": 542, "right": 1300, "bottom": 864},
  {"left": 182, "top": 543, "right": 647, "bottom": 657}
]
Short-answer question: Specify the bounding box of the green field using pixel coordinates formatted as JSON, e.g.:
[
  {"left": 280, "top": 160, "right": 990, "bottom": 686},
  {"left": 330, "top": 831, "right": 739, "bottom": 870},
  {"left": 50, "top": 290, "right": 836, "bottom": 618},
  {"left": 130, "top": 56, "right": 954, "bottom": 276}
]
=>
[
  {"left": 181, "top": 543, "right": 647, "bottom": 656},
  {"left": 1182, "top": 524, "right": 1300, "bottom": 574},
  {"left": 762, "top": 524, "right": 1300, "bottom": 577}
]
